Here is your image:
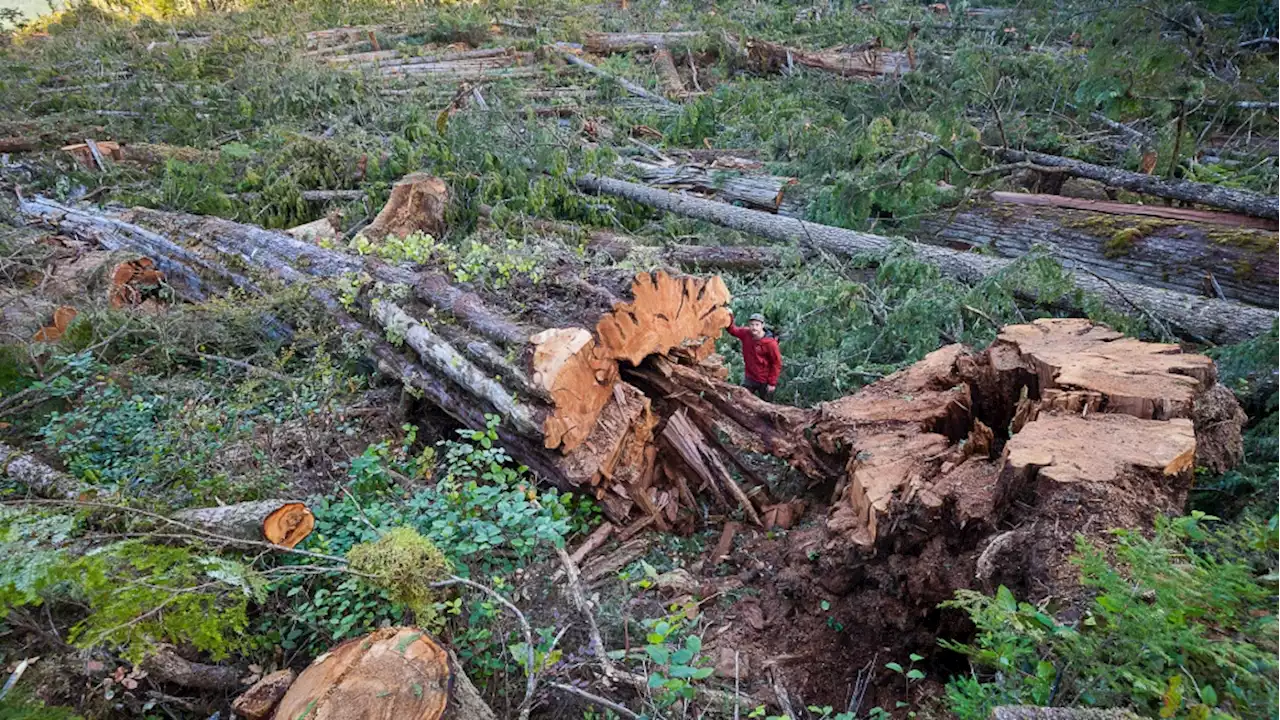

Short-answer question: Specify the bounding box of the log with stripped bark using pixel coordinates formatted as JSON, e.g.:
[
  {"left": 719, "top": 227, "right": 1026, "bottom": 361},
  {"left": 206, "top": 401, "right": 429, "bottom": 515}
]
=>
[
  {"left": 918, "top": 196, "right": 1278, "bottom": 308},
  {"left": 627, "top": 158, "right": 797, "bottom": 212}
]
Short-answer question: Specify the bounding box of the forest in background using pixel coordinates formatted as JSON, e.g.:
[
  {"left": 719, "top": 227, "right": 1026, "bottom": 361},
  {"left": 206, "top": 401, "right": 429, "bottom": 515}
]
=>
[{"left": 0, "top": 0, "right": 1276, "bottom": 717}]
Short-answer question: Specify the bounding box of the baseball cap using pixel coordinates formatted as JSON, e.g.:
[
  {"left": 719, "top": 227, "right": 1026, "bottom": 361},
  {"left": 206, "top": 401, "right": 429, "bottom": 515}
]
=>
[{"left": 748, "top": 313, "right": 766, "bottom": 323}]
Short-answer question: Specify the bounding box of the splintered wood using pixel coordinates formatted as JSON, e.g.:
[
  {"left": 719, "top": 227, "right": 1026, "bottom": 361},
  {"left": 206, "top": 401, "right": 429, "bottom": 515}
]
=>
[
  {"left": 360, "top": 173, "right": 448, "bottom": 242},
  {"left": 595, "top": 271, "right": 732, "bottom": 366},
  {"left": 816, "top": 318, "right": 1243, "bottom": 571}
]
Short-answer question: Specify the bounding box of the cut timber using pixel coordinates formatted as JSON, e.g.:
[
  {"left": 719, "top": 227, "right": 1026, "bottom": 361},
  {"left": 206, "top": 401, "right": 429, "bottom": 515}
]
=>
[
  {"left": 32, "top": 305, "right": 78, "bottom": 342},
  {"left": 171, "top": 500, "right": 315, "bottom": 548},
  {"left": 576, "top": 174, "right": 1275, "bottom": 344},
  {"left": 583, "top": 31, "right": 707, "bottom": 53},
  {"left": 231, "top": 669, "right": 295, "bottom": 720},
  {"left": 994, "top": 148, "right": 1279, "bottom": 220},
  {"left": 272, "top": 627, "right": 496, "bottom": 720},
  {"left": 993, "top": 318, "right": 1244, "bottom": 471},
  {"left": 530, "top": 327, "right": 619, "bottom": 449},
  {"left": 1001, "top": 413, "right": 1197, "bottom": 591},
  {"left": 361, "top": 173, "right": 448, "bottom": 241},
  {"left": 629, "top": 159, "right": 797, "bottom": 212},
  {"left": 919, "top": 199, "right": 1278, "bottom": 308},
  {"left": 744, "top": 37, "right": 911, "bottom": 79}
]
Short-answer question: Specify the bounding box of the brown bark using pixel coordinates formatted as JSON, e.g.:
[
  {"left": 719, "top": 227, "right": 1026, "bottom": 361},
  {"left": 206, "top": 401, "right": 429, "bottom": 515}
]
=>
[
  {"left": 987, "top": 191, "right": 1277, "bottom": 230},
  {"left": 995, "top": 148, "right": 1279, "bottom": 220},
  {"left": 142, "top": 646, "right": 242, "bottom": 691},
  {"left": 743, "top": 37, "right": 911, "bottom": 79},
  {"left": 653, "top": 48, "right": 687, "bottom": 98},
  {"left": 576, "top": 173, "right": 1275, "bottom": 344},
  {"left": 171, "top": 500, "right": 315, "bottom": 548},
  {"left": 231, "top": 669, "right": 295, "bottom": 720},
  {"left": 273, "top": 627, "right": 495, "bottom": 720},
  {"left": 919, "top": 200, "right": 1278, "bottom": 308}
]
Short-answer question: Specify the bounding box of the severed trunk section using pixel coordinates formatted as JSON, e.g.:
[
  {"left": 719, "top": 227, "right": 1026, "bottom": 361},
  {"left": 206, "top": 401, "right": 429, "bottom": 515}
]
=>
[
  {"left": 172, "top": 500, "right": 316, "bottom": 548},
  {"left": 273, "top": 627, "right": 496, "bottom": 720}
]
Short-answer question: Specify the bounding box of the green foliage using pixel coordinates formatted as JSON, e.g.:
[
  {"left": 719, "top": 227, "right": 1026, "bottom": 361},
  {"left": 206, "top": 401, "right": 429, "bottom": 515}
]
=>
[
  {"left": 263, "top": 416, "right": 597, "bottom": 676},
  {"left": 636, "top": 611, "right": 715, "bottom": 709},
  {"left": 0, "top": 690, "right": 83, "bottom": 720},
  {"left": 941, "top": 514, "right": 1278, "bottom": 719},
  {"left": 721, "top": 250, "right": 1147, "bottom": 405}
]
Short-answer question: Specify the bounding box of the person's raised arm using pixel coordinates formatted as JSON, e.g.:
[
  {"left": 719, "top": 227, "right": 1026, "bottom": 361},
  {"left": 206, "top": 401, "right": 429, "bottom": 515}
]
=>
[{"left": 725, "top": 310, "right": 749, "bottom": 341}]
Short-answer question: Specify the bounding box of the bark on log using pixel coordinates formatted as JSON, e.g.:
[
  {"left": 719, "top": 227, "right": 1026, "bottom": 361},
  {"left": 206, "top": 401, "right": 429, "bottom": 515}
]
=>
[
  {"left": 653, "top": 48, "right": 687, "bottom": 98},
  {"left": 994, "top": 148, "right": 1280, "bottom": 220},
  {"left": 575, "top": 173, "right": 1276, "bottom": 344},
  {"left": 919, "top": 200, "right": 1278, "bottom": 308},
  {"left": 628, "top": 159, "right": 796, "bottom": 212},
  {"left": 273, "top": 627, "right": 496, "bottom": 720},
  {"left": 377, "top": 53, "right": 534, "bottom": 77},
  {"left": 231, "top": 669, "right": 295, "bottom": 720},
  {"left": 988, "top": 191, "right": 1277, "bottom": 230},
  {"left": 583, "top": 31, "right": 707, "bottom": 54},
  {"left": 0, "top": 442, "right": 91, "bottom": 500},
  {"left": 171, "top": 500, "right": 315, "bottom": 548},
  {"left": 142, "top": 646, "right": 242, "bottom": 691},
  {"left": 743, "top": 37, "right": 911, "bottom": 79}
]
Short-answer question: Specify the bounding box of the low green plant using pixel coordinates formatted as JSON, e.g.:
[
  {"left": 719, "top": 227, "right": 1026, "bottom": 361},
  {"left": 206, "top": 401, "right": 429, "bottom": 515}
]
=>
[
  {"left": 941, "top": 513, "right": 1278, "bottom": 720},
  {"left": 637, "top": 613, "right": 715, "bottom": 709}
]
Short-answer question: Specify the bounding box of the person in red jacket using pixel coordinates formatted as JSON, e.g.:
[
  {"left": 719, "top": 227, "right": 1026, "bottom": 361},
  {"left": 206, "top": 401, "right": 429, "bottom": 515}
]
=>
[{"left": 726, "top": 311, "right": 782, "bottom": 401}]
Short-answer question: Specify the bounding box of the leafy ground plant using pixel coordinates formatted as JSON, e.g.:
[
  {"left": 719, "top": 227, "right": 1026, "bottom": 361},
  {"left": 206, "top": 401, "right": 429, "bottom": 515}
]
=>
[{"left": 941, "top": 513, "right": 1278, "bottom": 720}]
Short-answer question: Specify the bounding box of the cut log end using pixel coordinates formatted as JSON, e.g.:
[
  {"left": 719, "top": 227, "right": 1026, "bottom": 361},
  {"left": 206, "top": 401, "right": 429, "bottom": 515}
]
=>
[
  {"left": 264, "top": 502, "right": 316, "bottom": 548},
  {"left": 273, "top": 627, "right": 452, "bottom": 720}
]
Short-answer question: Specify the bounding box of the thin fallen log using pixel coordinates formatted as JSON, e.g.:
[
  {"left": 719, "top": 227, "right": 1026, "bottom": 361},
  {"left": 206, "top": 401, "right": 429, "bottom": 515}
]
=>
[
  {"left": 994, "top": 148, "right": 1279, "bottom": 220},
  {"left": 920, "top": 199, "right": 1278, "bottom": 308},
  {"left": 232, "top": 189, "right": 366, "bottom": 202},
  {"left": 0, "top": 442, "right": 90, "bottom": 500},
  {"left": 583, "top": 31, "right": 707, "bottom": 54},
  {"left": 628, "top": 159, "right": 796, "bottom": 212},
  {"left": 743, "top": 37, "right": 911, "bottom": 79},
  {"left": 171, "top": 500, "right": 315, "bottom": 549},
  {"left": 653, "top": 48, "right": 687, "bottom": 98},
  {"left": 558, "top": 48, "right": 676, "bottom": 107},
  {"left": 576, "top": 173, "right": 1276, "bottom": 344}
]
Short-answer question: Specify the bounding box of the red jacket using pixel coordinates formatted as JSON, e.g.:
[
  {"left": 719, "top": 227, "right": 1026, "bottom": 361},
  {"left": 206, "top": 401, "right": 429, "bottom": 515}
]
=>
[{"left": 727, "top": 325, "right": 782, "bottom": 386}]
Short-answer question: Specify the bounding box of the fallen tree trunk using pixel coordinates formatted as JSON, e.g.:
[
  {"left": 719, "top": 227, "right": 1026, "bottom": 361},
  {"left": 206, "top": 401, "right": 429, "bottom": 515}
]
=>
[
  {"left": 743, "top": 37, "right": 911, "bottom": 79},
  {"left": 171, "top": 500, "right": 315, "bottom": 548},
  {"left": 628, "top": 159, "right": 796, "bottom": 212},
  {"left": 652, "top": 48, "right": 687, "bottom": 98},
  {"left": 558, "top": 48, "right": 676, "bottom": 107},
  {"left": 142, "top": 646, "right": 242, "bottom": 691},
  {"left": 0, "top": 442, "right": 91, "bottom": 499},
  {"left": 575, "top": 173, "right": 1276, "bottom": 344},
  {"left": 919, "top": 199, "right": 1278, "bottom": 308},
  {"left": 994, "top": 148, "right": 1279, "bottom": 220},
  {"left": 584, "top": 31, "right": 707, "bottom": 54}
]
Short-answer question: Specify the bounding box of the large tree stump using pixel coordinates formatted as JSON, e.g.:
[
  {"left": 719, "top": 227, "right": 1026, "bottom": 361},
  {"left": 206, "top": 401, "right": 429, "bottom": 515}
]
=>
[
  {"left": 272, "top": 627, "right": 495, "bottom": 720},
  {"left": 361, "top": 173, "right": 449, "bottom": 242}
]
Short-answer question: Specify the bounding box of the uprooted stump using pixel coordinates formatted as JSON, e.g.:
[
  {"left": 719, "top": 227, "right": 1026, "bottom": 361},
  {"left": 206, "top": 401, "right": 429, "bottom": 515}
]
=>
[{"left": 272, "top": 627, "right": 496, "bottom": 720}]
